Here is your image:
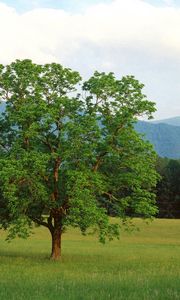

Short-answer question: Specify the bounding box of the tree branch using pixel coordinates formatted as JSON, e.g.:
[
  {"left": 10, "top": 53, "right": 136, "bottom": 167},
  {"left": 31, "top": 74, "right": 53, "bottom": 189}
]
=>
[
  {"left": 30, "top": 216, "right": 49, "bottom": 228},
  {"left": 93, "top": 151, "right": 107, "bottom": 172}
]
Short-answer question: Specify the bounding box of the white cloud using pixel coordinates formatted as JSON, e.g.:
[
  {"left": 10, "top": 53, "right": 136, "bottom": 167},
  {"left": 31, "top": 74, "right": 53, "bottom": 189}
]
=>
[
  {"left": 0, "top": 0, "right": 180, "bottom": 118},
  {"left": 163, "top": 0, "right": 174, "bottom": 5}
]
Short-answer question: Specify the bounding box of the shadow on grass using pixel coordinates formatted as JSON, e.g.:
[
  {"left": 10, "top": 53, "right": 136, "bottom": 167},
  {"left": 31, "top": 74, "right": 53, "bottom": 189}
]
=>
[
  {"left": 0, "top": 248, "right": 107, "bottom": 266},
  {"left": 0, "top": 249, "right": 51, "bottom": 262}
]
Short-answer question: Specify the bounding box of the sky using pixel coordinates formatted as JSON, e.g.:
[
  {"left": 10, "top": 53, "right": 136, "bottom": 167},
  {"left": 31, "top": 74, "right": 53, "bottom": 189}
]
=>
[{"left": 0, "top": 0, "right": 180, "bottom": 119}]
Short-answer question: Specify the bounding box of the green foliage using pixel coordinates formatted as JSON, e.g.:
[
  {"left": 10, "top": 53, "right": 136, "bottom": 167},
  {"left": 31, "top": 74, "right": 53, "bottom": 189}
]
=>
[
  {"left": 156, "top": 157, "right": 180, "bottom": 218},
  {"left": 0, "top": 60, "right": 158, "bottom": 252}
]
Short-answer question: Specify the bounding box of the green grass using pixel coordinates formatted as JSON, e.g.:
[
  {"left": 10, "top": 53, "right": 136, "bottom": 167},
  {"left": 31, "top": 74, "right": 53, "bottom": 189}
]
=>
[{"left": 0, "top": 219, "right": 180, "bottom": 300}]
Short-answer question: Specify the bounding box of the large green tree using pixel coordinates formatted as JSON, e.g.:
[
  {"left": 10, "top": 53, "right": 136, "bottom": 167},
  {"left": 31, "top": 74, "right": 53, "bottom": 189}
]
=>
[{"left": 0, "top": 60, "right": 158, "bottom": 260}]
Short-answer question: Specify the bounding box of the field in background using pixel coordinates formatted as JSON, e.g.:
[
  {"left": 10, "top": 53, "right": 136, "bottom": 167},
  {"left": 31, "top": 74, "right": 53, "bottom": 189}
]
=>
[{"left": 0, "top": 219, "right": 180, "bottom": 300}]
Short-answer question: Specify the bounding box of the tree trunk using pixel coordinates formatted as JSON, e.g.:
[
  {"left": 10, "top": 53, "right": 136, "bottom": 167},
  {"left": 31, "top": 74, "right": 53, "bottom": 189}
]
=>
[{"left": 50, "top": 227, "right": 62, "bottom": 260}]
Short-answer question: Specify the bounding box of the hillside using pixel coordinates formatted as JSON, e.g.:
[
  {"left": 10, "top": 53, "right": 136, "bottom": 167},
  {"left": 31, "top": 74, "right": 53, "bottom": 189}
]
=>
[
  {"left": 0, "top": 101, "right": 6, "bottom": 114},
  {"left": 151, "top": 116, "right": 180, "bottom": 127},
  {"left": 135, "top": 121, "right": 180, "bottom": 159}
]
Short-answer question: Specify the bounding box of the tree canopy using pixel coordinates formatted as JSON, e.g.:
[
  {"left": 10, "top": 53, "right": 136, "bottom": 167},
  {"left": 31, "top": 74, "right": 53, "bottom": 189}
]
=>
[
  {"left": 156, "top": 157, "right": 180, "bottom": 218},
  {"left": 0, "top": 60, "right": 158, "bottom": 260}
]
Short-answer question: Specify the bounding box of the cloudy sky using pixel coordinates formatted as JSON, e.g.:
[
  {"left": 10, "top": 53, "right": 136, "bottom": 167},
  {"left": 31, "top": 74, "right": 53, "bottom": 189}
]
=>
[{"left": 0, "top": 0, "right": 180, "bottom": 119}]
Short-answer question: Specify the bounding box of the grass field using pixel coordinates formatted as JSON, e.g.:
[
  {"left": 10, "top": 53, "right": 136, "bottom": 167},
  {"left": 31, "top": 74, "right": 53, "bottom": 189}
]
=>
[{"left": 0, "top": 218, "right": 180, "bottom": 300}]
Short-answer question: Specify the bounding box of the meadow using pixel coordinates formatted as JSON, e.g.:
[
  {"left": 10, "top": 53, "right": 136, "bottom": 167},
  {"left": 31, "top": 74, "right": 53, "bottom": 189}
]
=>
[{"left": 0, "top": 218, "right": 179, "bottom": 300}]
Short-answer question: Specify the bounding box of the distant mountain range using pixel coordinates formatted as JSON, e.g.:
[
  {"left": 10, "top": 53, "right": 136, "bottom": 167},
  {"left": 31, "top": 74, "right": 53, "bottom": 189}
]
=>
[
  {"left": 0, "top": 101, "right": 179, "bottom": 159},
  {"left": 135, "top": 117, "right": 180, "bottom": 159},
  {"left": 0, "top": 101, "right": 6, "bottom": 114},
  {"left": 151, "top": 116, "right": 180, "bottom": 127}
]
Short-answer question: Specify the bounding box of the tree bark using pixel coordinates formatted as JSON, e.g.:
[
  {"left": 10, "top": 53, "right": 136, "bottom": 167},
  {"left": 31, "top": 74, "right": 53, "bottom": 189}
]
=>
[
  {"left": 50, "top": 156, "right": 61, "bottom": 260},
  {"left": 50, "top": 227, "right": 62, "bottom": 260}
]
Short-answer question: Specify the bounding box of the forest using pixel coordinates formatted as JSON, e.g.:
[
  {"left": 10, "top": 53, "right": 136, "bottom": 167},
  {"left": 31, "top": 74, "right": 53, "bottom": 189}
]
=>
[{"left": 156, "top": 157, "right": 180, "bottom": 219}]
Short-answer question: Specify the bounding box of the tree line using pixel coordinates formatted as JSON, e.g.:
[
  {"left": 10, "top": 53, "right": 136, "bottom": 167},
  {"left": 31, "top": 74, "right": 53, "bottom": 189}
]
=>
[{"left": 156, "top": 157, "right": 180, "bottom": 219}]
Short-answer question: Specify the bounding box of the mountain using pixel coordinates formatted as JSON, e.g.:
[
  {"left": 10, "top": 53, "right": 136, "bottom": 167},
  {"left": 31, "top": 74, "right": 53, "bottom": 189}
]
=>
[
  {"left": 0, "top": 101, "right": 6, "bottom": 114},
  {"left": 151, "top": 116, "right": 180, "bottom": 127},
  {"left": 135, "top": 121, "right": 180, "bottom": 159}
]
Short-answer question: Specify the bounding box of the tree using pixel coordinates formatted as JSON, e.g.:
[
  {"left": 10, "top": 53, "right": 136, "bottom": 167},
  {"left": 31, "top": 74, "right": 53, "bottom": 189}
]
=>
[
  {"left": 156, "top": 158, "right": 180, "bottom": 218},
  {"left": 0, "top": 60, "right": 158, "bottom": 260}
]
